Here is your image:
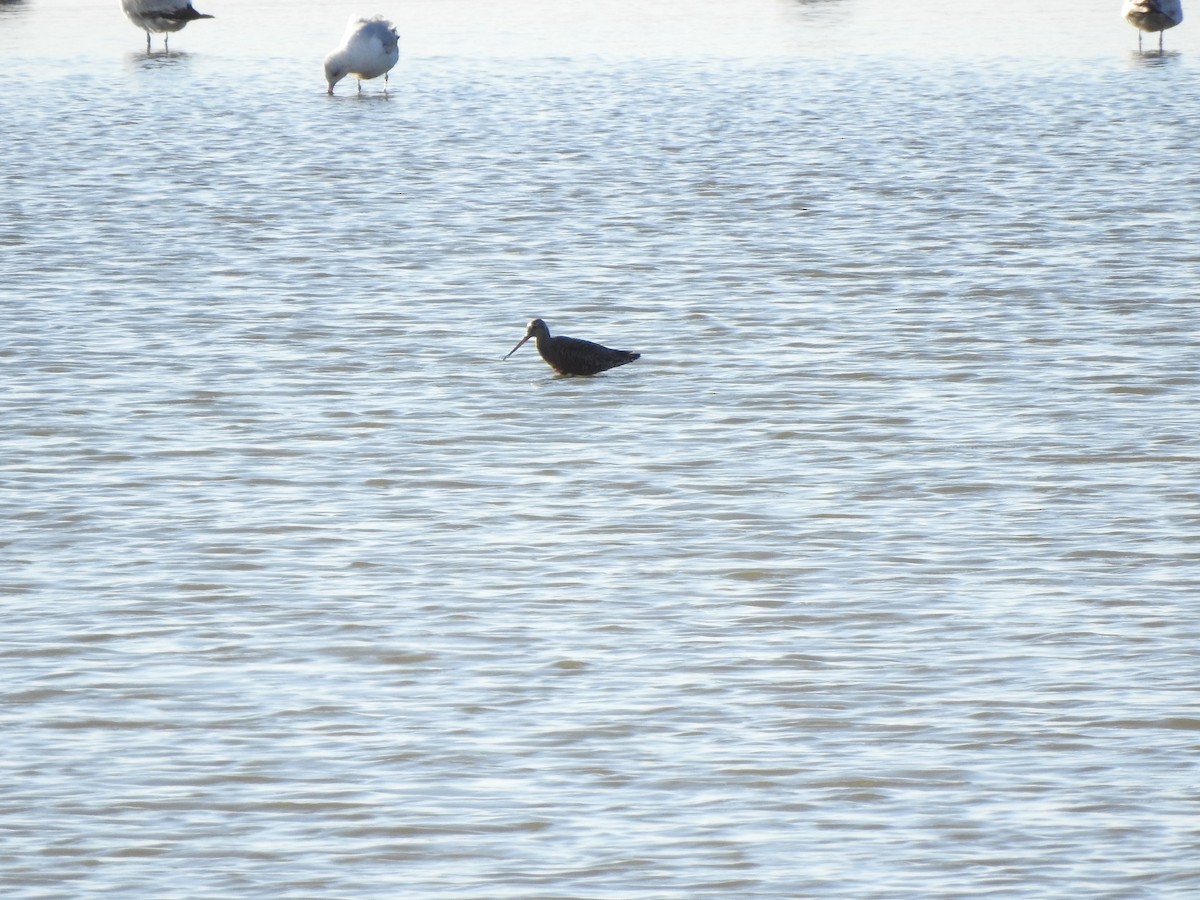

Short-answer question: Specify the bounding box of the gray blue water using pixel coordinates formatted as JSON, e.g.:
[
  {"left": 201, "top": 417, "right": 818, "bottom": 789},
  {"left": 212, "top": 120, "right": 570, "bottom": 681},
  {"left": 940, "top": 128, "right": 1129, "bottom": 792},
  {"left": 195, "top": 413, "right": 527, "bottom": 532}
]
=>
[{"left": 3, "top": 0, "right": 1200, "bottom": 895}]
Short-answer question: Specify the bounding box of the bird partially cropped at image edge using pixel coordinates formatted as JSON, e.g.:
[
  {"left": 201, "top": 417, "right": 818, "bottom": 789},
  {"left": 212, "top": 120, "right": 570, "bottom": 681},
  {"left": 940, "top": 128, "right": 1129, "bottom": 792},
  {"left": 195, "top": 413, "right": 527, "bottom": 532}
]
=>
[
  {"left": 120, "top": 0, "right": 213, "bottom": 53},
  {"left": 1122, "top": 0, "right": 1184, "bottom": 52}
]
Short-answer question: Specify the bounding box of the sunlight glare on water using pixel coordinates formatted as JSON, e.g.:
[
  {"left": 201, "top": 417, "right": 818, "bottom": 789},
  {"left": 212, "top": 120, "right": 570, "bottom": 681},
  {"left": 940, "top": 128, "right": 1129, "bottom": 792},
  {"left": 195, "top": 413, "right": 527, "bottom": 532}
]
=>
[{"left": 2, "top": 0, "right": 1200, "bottom": 896}]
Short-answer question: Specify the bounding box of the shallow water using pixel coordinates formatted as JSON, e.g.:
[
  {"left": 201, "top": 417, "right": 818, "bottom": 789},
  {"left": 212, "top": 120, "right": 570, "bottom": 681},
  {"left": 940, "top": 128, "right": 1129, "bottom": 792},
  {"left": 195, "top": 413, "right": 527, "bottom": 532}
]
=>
[{"left": 3, "top": 0, "right": 1200, "bottom": 896}]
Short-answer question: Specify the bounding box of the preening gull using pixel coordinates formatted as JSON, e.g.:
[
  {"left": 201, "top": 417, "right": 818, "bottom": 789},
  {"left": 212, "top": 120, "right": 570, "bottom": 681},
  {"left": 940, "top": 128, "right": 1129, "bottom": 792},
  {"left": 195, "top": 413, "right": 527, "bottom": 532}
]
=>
[
  {"left": 324, "top": 16, "right": 401, "bottom": 95},
  {"left": 120, "top": 0, "right": 213, "bottom": 53},
  {"left": 1122, "top": 0, "right": 1184, "bottom": 53}
]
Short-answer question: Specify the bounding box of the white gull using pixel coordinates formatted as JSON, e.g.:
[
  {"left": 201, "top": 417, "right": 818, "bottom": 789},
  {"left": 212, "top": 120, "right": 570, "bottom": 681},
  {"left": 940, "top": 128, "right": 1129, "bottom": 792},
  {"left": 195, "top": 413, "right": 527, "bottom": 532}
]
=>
[
  {"left": 120, "top": 0, "right": 213, "bottom": 53},
  {"left": 1122, "top": 0, "right": 1184, "bottom": 53},
  {"left": 324, "top": 16, "right": 401, "bottom": 96}
]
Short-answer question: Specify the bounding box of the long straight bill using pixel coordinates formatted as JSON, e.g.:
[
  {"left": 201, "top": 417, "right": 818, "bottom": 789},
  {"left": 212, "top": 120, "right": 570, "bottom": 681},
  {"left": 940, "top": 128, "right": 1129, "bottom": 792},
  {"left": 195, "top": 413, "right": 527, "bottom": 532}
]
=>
[{"left": 503, "top": 335, "right": 532, "bottom": 360}]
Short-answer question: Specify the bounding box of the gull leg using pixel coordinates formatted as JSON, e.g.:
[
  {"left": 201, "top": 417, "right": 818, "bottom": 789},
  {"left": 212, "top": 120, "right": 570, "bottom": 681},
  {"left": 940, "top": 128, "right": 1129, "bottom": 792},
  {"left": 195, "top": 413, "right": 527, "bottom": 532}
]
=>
[
  {"left": 357, "top": 78, "right": 362, "bottom": 94},
  {"left": 165, "top": 33, "right": 170, "bottom": 54},
  {"left": 145, "top": 31, "right": 151, "bottom": 53},
  {"left": 1159, "top": 31, "right": 1164, "bottom": 55}
]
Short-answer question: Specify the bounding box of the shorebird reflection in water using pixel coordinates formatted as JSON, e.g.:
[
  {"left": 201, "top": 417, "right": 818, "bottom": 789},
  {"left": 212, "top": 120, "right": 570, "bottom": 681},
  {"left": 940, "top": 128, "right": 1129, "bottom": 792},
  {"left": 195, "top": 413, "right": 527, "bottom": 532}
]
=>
[
  {"left": 1122, "top": 0, "right": 1184, "bottom": 53},
  {"left": 503, "top": 319, "right": 640, "bottom": 376}
]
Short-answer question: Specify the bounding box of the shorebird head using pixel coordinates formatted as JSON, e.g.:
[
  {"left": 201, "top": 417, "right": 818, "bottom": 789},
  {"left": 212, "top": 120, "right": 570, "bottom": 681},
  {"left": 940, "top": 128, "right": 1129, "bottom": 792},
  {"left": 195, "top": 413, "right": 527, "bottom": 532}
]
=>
[{"left": 503, "top": 319, "right": 549, "bottom": 360}]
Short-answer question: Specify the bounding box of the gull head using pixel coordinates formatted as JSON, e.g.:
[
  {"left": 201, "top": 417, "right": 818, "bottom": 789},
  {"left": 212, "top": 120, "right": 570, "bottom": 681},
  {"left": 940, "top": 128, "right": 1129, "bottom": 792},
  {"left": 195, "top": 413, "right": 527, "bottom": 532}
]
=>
[{"left": 324, "top": 58, "right": 347, "bottom": 94}]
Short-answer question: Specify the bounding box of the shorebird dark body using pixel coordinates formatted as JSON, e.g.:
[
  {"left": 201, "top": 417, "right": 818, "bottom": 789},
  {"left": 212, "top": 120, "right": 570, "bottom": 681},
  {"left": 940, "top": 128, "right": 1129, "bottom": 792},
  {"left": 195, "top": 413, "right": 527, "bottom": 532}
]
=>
[{"left": 503, "top": 319, "right": 640, "bottom": 376}]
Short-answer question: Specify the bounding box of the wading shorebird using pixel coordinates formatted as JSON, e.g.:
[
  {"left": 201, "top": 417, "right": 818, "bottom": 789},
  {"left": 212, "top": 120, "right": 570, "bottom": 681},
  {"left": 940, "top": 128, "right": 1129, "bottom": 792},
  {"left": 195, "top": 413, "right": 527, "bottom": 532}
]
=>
[
  {"left": 503, "top": 319, "right": 640, "bottom": 376},
  {"left": 324, "top": 16, "right": 400, "bottom": 95},
  {"left": 1122, "top": 0, "right": 1184, "bottom": 53},
  {"left": 121, "top": 0, "right": 213, "bottom": 53}
]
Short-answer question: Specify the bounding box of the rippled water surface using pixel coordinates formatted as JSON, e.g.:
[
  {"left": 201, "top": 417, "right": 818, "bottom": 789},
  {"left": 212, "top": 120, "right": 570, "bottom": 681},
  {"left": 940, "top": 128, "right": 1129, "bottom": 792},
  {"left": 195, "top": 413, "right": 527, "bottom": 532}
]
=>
[{"left": 3, "top": 0, "right": 1200, "bottom": 896}]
